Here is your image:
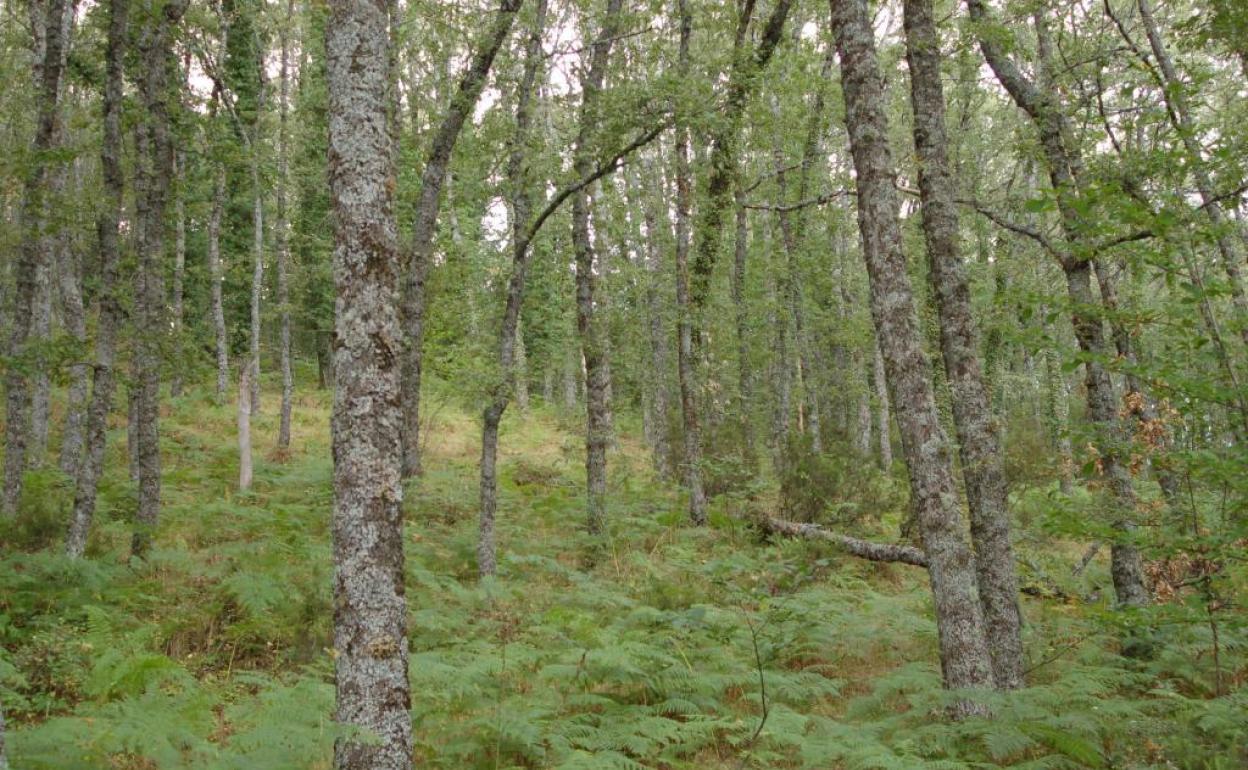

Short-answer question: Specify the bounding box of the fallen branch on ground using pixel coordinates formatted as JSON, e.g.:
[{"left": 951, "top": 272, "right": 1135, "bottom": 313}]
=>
[{"left": 758, "top": 516, "right": 928, "bottom": 567}]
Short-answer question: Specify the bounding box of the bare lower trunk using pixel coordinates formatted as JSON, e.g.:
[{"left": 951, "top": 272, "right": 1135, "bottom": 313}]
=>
[
  {"left": 731, "top": 187, "right": 755, "bottom": 462},
  {"left": 903, "top": 0, "right": 1023, "bottom": 689},
  {"left": 4, "top": 0, "right": 71, "bottom": 513},
  {"left": 873, "top": 342, "right": 892, "bottom": 470},
  {"left": 562, "top": 349, "right": 578, "bottom": 409},
  {"left": 325, "top": 0, "right": 412, "bottom": 763},
  {"left": 67, "top": 0, "right": 127, "bottom": 557},
  {"left": 249, "top": 169, "right": 264, "bottom": 414},
  {"left": 832, "top": 0, "right": 995, "bottom": 698},
  {"left": 30, "top": 255, "right": 53, "bottom": 464},
  {"left": 514, "top": 319, "right": 529, "bottom": 411},
  {"left": 238, "top": 364, "right": 253, "bottom": 490},
  {"left": 170, "top": 151, "right": 186, "bottom": 398},
  {"left": 209, "top": 165, "right": 229, "bottom": 400},
  {"left": 131, "top": 0, "right": 188, "bottom": 559},
  {"left": 571, "top": 0, "right": 623, "bottom": 538},
  {"left": 638, "top": 164, "right": 674, "bottom": 477},
  {"left": 58, "top": 233, "right": 90, "bottom": 476},
  {"left": 854, "top": 364, "right": 872, "bottom": 456},
  {"left": 276, "top": 1, "right": 293, "bottom": 450},
  {"left": 674, "top": 0, "right": 707, "bottom": 525}
]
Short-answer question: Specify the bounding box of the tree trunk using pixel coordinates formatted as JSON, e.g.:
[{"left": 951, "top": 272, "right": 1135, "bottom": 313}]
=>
[
  {"left": 67, "top": 0, "right": 127, "bottom": 557},
  {"left": 873, "top": 342, "right": 892, "bottom": 470},
  {"left": 400, "top": 0, "right": 524, "bottom": 478},
  {"left": 730, "top": 186, "right": 757, "bottom": 464},
  {"left": 967, "top": 0, "right": 1149, "bottom": 609},
  {"left": 479, "top": 0, "right": 549, "bottom": 577},
  {"left": 831, "top": 0, "right": 995, "bottom": 698},
  {"left": 673, "top": 0, "right": 707, "bottom": 525},
  {"left": 249, "top": 165, "right": 264, "bottom": 414},
  {"left": 30, "top": 248, "right": 53, "bottom": 465},
  {"left": 209, "top": 163, "right": 230, "bottom": 400},
  {"left": 170, "top": 150, "right": 187, "bottom": 398},
  {"left": 572, "top": 0, "right": 623, "bottom": 538},
  {"left": 514, "top": 318, "right": 530, "bottom": 411},
  {"left": 903, "top": 0, "right": 1023, "bottom": 689},
  {"left": 130, "top": 0, "right": 189, "bottom": 559},
  {"left": 238, "top": 364, "right": 253, "bottom": 490},
  {"left": 325, "top": 0, "right": 412, "bottom": 763},
  {"left": 2, "top": 0, "right": 70, "bottom": 515},
  {"left": 57, "top": 226, "right": 89, "bottom": 476},
  {"left": 636, "top": 161, "right": 674, "bottom": 478},
  {"left": 276, "top": 0, "right": 294, "bottom": 450}
]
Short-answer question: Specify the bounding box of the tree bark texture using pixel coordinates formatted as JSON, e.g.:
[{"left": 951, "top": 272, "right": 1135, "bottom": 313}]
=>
[
  {"left": 3, "top": 0, "right": 71, "bottom": 516},
  {"left": 903, "top": 0, "right": 1023, "bottom": 689},
  {"left": 873, "top": 342, "right": 892, "bottom": 470},
  {"left": 238, "top": 364, "right": 253, "bottom": 490},
  {"left": 170, "top": 150, "right": 187, "bottom": 398},
  {"left": 325, "top": 0, "right": 413, "bottom": 763},
  {"left": 277, "top": 0, "right": 294, "bottom": 450},
  {"left": 831, "top": 0, "right": 996, "bottom": 696},
  {"left": 572, "top": 0, "right": 623, "bottom": 538},
  {"left": 210, "top": 164, "right": 230, "bottom": 400}
]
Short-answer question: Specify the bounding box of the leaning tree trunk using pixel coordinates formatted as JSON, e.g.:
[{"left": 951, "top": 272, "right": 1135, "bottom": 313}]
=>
[
  {"left": 831, "top": 0, "right": 995, "bottom": 699},
  {"left": 66, "top": 0, "right": 127, "bottom": 557},
  {"left": 967, "top": 0, "right": 1149, "bottom": 609},
  {"left": 2, "top": 0, "right": 71, "bottom": 515},
  {"left": 479, "top": 0, "right": 549, "bottom": 577},
  {"left": 400, "top": 0, "right": 524, "bottom": 478},
  {"left": 903, "top": 0, "right": 1023, "bottom": 689},
  {"left": 325, "top": 0, "right": 412, "bottom": 764},
  {"left": 130, "top": 0, "right": 189, "bottom": 559},
  {"left": 571, "top": 0, "right": 623, "bottom": 538}
]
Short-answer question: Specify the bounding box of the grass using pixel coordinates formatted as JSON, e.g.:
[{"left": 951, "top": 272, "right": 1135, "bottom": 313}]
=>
[{"left": 1, "top": 372, "right": 1244, "bottom": 768}]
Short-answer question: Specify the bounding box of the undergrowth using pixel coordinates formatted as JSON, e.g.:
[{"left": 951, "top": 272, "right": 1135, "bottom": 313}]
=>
[{"left": 0, "top": 376, "right": 1243, "bottom": 768}]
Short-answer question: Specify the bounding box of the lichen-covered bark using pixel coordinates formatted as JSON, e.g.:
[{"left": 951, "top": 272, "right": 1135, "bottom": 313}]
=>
[
  {"left": 967, "top": 0, "right": 1148, "bottom": 608},
  {"left": 401, "top": 0, "right": 524, "bottom": 478},
  {"left": 57, "top": 224, "right": 89, "bottom": 476},
  {"left": 831, "top": 0, "right": 995, "bottom": 697},
  {"left": 325, "top": 0, "right": 412, "bottom": 763},
  {"left": 903, "top": 0, "right": 1023, "bottom": 689},
  {"left": 761, "top": 515, "right": 929, "bottom": 567},
  {"left": 873, "top": 342, "right": 892, "bottom": 470},
  {"left": 572, "top": 0, "right": 623, "bottom": 538},
  {"left": 66, "top": 0, "right": 126, "bottom": 557},
  {"left": 3, "top": 0, "right": 70, "bottom": 516},
  {"left": 130, "top": 0, "right": 188, "bottom": 558}
]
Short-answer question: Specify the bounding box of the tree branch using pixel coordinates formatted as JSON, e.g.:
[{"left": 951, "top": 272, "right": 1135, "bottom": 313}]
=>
[{"left": 759, "top": 516, "right": 929, "bottom": 567}]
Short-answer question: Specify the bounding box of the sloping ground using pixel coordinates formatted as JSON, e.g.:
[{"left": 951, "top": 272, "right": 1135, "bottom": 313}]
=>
[{"left": 1, "top": 381, "right": 1243, "bottom": 769}]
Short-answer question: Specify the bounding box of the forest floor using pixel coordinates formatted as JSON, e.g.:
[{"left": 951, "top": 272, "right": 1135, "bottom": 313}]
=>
[{"left": 1, "top": 376, "right": 1243, "bottom": 768}]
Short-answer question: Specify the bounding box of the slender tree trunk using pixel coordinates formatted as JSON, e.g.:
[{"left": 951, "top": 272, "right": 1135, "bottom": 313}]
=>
[
  {"left": 170, "top": 150, "right": 186, "bottom": 398},
  {"left": 57, "top": 227, "right": 90, "bottom": 476},
  {"left": 276, "top": 0, "right": 294, "bottom": 450},
  {"left": 249, "top": 166, "right": 264, "bottom": 413},
  {"left": 238, "top": 364, "right": 253, "bottom": 490},
  {"left": 30, "top": 250, "right": 53, "bottom": 465},
  {"left": 562, "top": 347, "right": 578, "bottom": 409},
  {"left": 400, "top": 0, "right": 524, "bottom": 478},
  {"left": 131, "top": 0, "right": 189, "bottom": 559},
  {"left": 673, "top": 0, "right": 707, "bottom": 525},
  {"left": 514, "top": 319, "right": 530, "bottom": 411},
  {"left": 325, "top": 0, "right": 412, "bottom": 763},
  {"left": 209, "top": 164, "right": 230, "bottom": 400},
  {"left": 2, "top": 0, "right": 70, "bottom": 514},
  {"left": 572, "top": 0, "right": 623, "bottom": 538},
  {"left": 832, "top": 0, "right": 995, "bottom": 699},
  {"left": 637, "top": 161, "right": 674, "bottom": 478},
  {"left": 479, "top": 0, "right": 548, "bottom": 577},
  {"left": 903, "top": 0, "right": 1023, "bottom": 689}
]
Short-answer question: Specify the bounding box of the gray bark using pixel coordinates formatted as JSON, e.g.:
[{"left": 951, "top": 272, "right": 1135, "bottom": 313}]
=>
[
  {"left": 249, "top": 166, "right": 264, "bottom": 413},
  {"left": 276, "top": 0, "right": 294, "bottom": 450},
  {"left": 238, "top": 364, "right": 253, "bottom": 490},
  {"left": 170, "top": 150, "right": 186, "bottom": 398},
  {"left": 903, "top": 0, "right": 1023, "bottom": 689},
  {"left": 572, "top": 0, "right": 624, "bottom": 538},
  {"left": 2, "top": 0, "right": 71, "bottom": 514},
  {"left": 400, "top": 0, "right": 524, "bottom": 478},
  {"left": 873, "top": 342, "right": 892, "bottom": 470},
  {"left": 57, "top": 222, "right": 89, "bottom": 476},
  {"left": 831, "top": 0, "right": 995, "bottom": 697},
  {"left": 967, "top": 0, "right": 1149, "bottom": 608},
  {"left": 731, "top": 186, "right": 755, "bottom": 463},
  {"left": 761, "top": 515, "right": 930, "bottom": 567},
  {"left": 636, "top": 161, "right": 674, "bottom": 478},
  {"left": 673, "top": 0, "right": 707, "bottom": 525},
  {"left": 131, "top": 0, "right": 189, "bottom": 558},
  {"left": 209, "top": 164, "right": 230, "bottom": 400},
  {"left": 325, "top": 0, "right": 412, "bottom": 763}
]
